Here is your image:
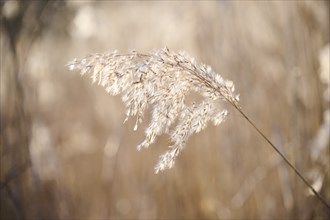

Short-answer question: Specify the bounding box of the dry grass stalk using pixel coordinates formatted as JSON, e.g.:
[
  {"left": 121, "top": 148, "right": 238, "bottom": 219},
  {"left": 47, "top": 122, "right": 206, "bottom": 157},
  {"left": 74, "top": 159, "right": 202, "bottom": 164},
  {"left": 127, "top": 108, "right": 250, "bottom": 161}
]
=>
[
  {"left": 68, "top": 48, "right": 329, "bottom": 210},
  {"left": 67, "top": 47, "right": 239, "bottom": 173}
]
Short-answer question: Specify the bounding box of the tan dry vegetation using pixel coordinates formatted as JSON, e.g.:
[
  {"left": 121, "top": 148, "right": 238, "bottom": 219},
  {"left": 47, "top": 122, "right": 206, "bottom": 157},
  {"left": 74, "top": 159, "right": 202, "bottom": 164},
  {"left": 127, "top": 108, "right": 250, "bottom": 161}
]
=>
[{"left": 1, "top": 1, "right": 329, "bottom": 219}]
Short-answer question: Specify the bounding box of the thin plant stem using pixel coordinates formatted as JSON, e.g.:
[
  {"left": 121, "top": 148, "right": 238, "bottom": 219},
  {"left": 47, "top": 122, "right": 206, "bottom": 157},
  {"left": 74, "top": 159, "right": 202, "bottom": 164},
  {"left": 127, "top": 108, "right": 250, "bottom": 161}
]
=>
[{"left": 232, "top": 104, "right": 330, "bottom": 210}]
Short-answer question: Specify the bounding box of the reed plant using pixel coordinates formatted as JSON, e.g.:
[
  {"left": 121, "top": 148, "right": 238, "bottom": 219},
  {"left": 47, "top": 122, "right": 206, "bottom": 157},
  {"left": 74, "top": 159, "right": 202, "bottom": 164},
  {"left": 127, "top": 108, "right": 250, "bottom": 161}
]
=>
[{"left": 68, "top": 47, "right": 330, "bottom": 210}]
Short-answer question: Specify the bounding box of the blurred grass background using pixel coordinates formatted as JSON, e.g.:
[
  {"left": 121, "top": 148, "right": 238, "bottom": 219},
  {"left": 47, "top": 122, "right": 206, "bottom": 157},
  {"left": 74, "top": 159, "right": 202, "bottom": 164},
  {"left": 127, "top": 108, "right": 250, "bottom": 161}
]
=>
[{"left": 1, "top": 1, "right": 329, "bottom": 219}]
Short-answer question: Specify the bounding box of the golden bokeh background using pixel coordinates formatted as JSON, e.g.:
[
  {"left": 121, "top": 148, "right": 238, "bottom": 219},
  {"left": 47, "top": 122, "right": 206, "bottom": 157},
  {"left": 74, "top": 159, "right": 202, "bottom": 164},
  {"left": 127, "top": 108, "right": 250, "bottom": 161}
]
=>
[{"left": 1, "top": 1, "right": 329, "bottom": 219}]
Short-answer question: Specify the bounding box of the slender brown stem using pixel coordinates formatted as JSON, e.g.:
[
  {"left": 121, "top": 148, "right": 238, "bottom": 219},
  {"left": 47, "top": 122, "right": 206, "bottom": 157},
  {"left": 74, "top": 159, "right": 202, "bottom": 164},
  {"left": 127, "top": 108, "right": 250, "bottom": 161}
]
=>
[{"left": 233, "top": 105, "right": 330, "bottom": 210}]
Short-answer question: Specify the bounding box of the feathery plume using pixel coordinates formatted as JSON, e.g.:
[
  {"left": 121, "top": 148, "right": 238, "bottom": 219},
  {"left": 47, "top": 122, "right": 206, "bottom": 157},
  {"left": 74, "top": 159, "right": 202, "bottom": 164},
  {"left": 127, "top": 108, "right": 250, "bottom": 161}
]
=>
[
  {"left": 67, "top": 47, "right": 239, "bottom": 173},
  {"left": 67, "top": 47, "right": 330, "bottom": 209}
]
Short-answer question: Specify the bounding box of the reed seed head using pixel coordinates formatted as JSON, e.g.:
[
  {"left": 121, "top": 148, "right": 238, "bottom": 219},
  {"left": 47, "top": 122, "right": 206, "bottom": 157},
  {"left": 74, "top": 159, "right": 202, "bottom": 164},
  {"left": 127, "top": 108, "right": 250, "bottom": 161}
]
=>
[{"left": 68, "top": 47, "right": 239, "bottom": 173}]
